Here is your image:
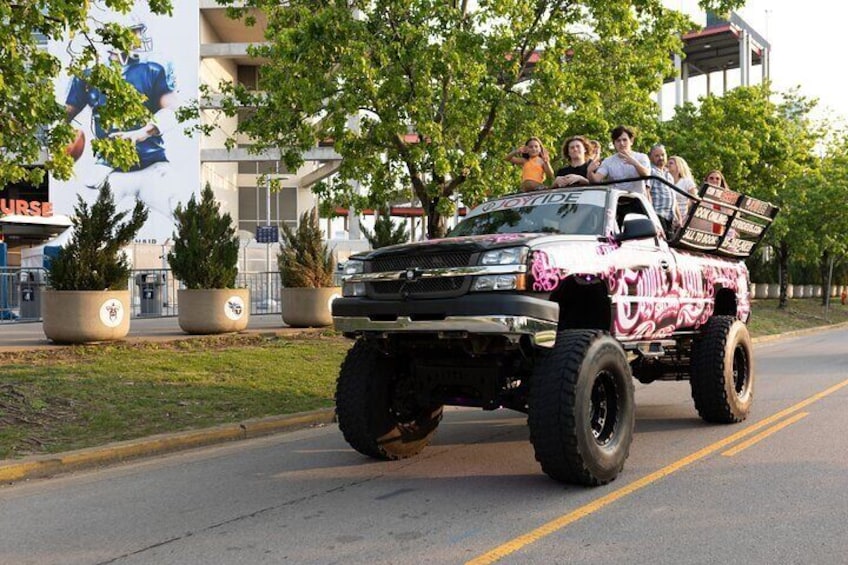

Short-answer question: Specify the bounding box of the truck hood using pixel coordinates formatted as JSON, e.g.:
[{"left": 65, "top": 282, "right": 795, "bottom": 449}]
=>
[{"left": 353, "top": 233, "right": 544, "bottom": 260}]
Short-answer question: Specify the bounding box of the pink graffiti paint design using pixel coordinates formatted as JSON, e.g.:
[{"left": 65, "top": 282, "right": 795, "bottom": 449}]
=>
[
  {"left": 596, "top": 238, "right": 619, "bottom": 256},
  {"left": 531, "top": 250, "right": 561, "bottom": 292},
  {"left": 526, "top": 239, "right": 749, "bottom": 341},
  {"left": 488, "top": 234, "right": 526, "bottom": 244},
  {"left": 606, "top": 247, "right": 750, "bottom": 340}
]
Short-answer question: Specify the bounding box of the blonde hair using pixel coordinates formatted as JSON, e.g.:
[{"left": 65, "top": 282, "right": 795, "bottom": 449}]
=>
[
  {"left": 704, "top": 169, "right": 729, "bottom": 189},
  {"left": 668, "top": 155, "right": 693, "bottom": 181}
]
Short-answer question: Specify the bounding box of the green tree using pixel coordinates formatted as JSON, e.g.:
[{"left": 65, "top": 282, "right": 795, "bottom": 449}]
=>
[
  {"left": 47, "top": 181, "right": 148, "bottom": 291},
  {"left": 361, "top": 209, "right": 409, "bottom": 249},
  {"left": 279, "top": 208, "right": 336, "bottom": 288},
  {"left": 205, "top": 0, "right": 742, "bottom": 238},
  {"left": 806, "top": 134, "right": 848, "bottom": 304},
  {"left": 0, "top": 0, "right": 173, "bottom": 187},
  {"left": 168, "top": 183, "right": 240, "bottom": 289},
  {"left": 660, "top": 86, "right": 822, "bottom": 308}
]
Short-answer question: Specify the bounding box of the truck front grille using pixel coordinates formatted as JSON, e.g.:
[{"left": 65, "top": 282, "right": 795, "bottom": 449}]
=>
[
  {"left": 368, "top": 251, "right": 475, "bottom": 299},
  {"left": 369, "top": 277, "right": 468, "bottom": 298},
  {"left": 372, "top": 252, "right": 472, "bottom": 273}
]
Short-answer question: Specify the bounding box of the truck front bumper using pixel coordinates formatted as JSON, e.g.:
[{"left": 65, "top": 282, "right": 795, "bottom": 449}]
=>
[{"left": 332, "top": 294, "right": 559, "bottom": 347}]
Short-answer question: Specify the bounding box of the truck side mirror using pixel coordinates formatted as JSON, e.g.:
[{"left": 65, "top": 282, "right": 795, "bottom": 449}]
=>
[{"left": 617, "top": 215, "right": 657, "bottom": 242}]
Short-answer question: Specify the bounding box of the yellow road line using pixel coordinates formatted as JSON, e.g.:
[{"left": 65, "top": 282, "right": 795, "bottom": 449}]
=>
[
  {"left": 721, "top": 412, "right": 809, "bottom": 457},
  {"left": 466, "top": 378, "right": 848, "bottom": 565}
]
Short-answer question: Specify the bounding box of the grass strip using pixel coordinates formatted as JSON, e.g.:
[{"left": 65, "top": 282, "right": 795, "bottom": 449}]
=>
[{"left": 0, "top": 332, "right": 350, "bottom": 459}]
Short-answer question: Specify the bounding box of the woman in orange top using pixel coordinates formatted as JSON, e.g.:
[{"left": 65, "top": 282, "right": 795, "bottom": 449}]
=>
[{"left": 505, "top": 136, "right": 554, "bottom": 192}]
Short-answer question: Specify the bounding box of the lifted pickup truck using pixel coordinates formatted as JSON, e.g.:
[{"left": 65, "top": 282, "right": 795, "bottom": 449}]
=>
[{"left": 332, "top": 179, "right": 778, "bottom": 486}]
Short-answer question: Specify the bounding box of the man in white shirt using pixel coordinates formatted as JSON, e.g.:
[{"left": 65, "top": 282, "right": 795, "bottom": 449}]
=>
[{"left": 589, "top": 125, "right": 650, "bottom": 196}]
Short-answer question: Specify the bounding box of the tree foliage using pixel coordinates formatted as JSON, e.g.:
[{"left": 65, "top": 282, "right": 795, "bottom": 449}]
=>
[
  {"left": 0, "top": 0, "right": 173, "bottom": 187},
  {"left": 278, "top": 208, "right": 336, "bottom": 288},
  {"left": 806, "top": 133, "right": 848, "bottom": 297},
  {"left": 207, "top": 0, "right": 743, "bottom": 237},
  {"left": 168, "top": 182, "right": 240, "bottom": 289},
  {"left": 361, "top": 209, "right": 409, "bottom": 249},
  {"left": 660, "top": 85, "right": 824, "bottom": 307},
  {"left": 47, "top": 181, "right": 148, "bottom": 291}
]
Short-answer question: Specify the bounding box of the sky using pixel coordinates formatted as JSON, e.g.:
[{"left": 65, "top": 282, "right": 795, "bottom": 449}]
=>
[{"left": 668, "top": 0, "right": 844, "bottom": 123}]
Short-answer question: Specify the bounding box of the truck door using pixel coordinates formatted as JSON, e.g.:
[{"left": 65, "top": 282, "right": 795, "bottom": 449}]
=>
[{"left": 608, "top": 194, "right": 679, "bottom": 340}]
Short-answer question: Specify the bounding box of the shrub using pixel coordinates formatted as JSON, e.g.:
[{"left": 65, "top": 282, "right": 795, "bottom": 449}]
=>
[
  {"left": 278, "top": 207, "right": 335, "bottom": 288},
  {"left": 167, "top": 183, "right": 239, "bottom": 289},
  {"left": 361, "top": 208, "right": 408, "bottom": 249},
  {"left": 47, "top": 181, "right": 148, "bottom": 291}
]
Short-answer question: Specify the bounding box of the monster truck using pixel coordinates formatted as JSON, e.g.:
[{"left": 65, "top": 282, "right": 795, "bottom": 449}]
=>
[{"left": 332, "top": 178, "right": 778, "bottom": 486}]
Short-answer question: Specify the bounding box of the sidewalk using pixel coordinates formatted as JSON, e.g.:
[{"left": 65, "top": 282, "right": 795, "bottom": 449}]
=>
[{"left": 0, "top": 313, "right": 305, "bottom": 353}]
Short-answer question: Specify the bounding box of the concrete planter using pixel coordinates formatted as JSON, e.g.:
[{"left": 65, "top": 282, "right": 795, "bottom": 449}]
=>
[
  {"left": 42, "top": 290, "right": 131, "bottom": 344},
  {"left": 749, "top": 283, "right": 757, "bottom": 299},
  {"left": 786, "top": 284, "right": 795, "bottom": 299},
  {"left": 813, "top": 285, "right": 823, "bottom": 298},
  {"left": 794, "top": 285, "right": 806, "bottom": 299},
  {"left": 281, "top": 287, "right": 341, "bottom": 328},
  {"left": 177, "top": 288, "right": 250, "bottom": 335},
  {"left": 767, "top": 284, "right": 780, "bottom": 299}
]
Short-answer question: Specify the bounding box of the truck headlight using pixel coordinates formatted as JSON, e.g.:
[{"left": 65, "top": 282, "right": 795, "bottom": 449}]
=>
[
  {"left": 342, "top": 259, "right": 366, "bottom": 297},
  {"left": 343, "top": 282, "right": 367, "bottom": 297},
  {"left": 472, "top": 274, "right": 526, "bottom": 291},
  {"left": 480, "top": 247, "right": 528, "bottom": 266},
  {"left": 343, "top": 259, "right": 364, "bottom": 276}
]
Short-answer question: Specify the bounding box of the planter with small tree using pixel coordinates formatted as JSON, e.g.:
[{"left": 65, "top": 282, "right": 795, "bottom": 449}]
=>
[
  {"left": 43, "top": 182, "right": 148, "bottom": 344},
  {"left": 167, "top": 183, "right": 249, "bottom": 334},
  {"left": 279, "top": 207, "right": 340, "bottom": 327}
]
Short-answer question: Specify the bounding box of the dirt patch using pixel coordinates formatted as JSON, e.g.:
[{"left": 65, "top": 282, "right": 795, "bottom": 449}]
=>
[
  {"left": 0, "top": 384, "right": 79, "bottom": 455},
  {"left": 0, "top": 329, "right": 344, "bottom": 366}
]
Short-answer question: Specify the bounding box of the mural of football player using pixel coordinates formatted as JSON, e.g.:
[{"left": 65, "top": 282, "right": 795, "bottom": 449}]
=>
[{"left": 64, "top": 18, "right": 180, "bottom": 231}]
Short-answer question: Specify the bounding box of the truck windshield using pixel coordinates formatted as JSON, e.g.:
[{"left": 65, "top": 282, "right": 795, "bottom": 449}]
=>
[{"left": 448, "top": 190, "right": 606, "bottom": 237}]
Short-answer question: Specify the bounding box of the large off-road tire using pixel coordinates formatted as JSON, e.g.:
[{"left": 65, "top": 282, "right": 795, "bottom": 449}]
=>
[
  {"left": 335, "top": 339, "right": 443, "bottom": 460},
  {"left": 528, "top": 330, "right": 635, "bottom": 486},
  {"left": 690, "top": 315, "right": 754, "bottom": 423}
]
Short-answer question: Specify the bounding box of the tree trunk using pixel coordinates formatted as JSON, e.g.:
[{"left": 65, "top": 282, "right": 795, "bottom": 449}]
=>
[
  {"left": 778, "top": 239, "right": 790, "bottom": 310},
  {"left": 819, "top": 251, "right": 830, "bottom": 306},
  {"left": 425, "top": 197, "right": 448, "bottom": 239}
]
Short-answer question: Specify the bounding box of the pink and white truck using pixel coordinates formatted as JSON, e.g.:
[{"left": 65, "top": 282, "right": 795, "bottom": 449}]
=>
[{"left": 332, "top": 179, "right": 778, "bottom": 486}]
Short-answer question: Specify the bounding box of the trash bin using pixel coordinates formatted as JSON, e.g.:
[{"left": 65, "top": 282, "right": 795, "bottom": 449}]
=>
[
  {"left": 19, "top": 270, "right": 44, "bottom": 320},
  {"left": 135, "top": 273, "right": 165, "bottom": 316}
]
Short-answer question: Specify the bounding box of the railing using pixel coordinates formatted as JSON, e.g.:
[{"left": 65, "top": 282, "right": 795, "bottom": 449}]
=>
[{"left": 0, "top": 268, "right": 284, "bottom": 323}]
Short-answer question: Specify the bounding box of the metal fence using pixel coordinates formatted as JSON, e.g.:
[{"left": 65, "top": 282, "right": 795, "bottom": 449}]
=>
[{"left": 0, "top": 267, "right": 284, "bottom": 323}]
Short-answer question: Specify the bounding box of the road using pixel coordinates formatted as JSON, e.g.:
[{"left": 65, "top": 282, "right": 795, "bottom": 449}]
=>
[{"left": 1, "top": 328, "right": 846, "bottom": 565}]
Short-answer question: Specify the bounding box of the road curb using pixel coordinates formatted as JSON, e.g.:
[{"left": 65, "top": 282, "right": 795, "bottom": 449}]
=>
[
  {"left": 750, "top": 320, "right": 848, "bottom": 344},
  {"left": 0, "top": 408, "right": 336, "bottom": 485}
]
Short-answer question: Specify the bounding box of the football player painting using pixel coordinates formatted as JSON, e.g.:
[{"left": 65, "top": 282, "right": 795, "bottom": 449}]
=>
[{"left": 64, "top": 19, "right": 180, "bottom": 229}]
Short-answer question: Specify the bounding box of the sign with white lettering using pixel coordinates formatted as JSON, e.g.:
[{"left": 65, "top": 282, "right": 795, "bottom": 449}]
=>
[
  {"left": 675, "top": 183, "right": 778, "bottom": 258},
  {"left": 256, "top": 226, "right": 279, "bottom": 243}
]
